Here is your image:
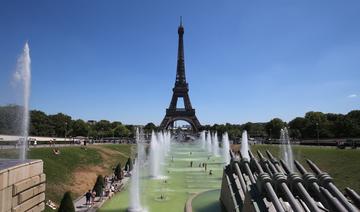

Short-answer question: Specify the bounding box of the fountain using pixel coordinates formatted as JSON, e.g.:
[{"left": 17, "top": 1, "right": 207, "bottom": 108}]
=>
[
  {"left": 212, "top": 132, "right": 220, "bottom": 156},
  {"left": 280, "top": 127, "right": 294, "bottom": 172},
  {"left": 149, "top": 131, "right": 171, "bottom": 179},
  {"left": 101, "top": 131, "right": 226, "bottom": 212},
  {"left": 222, "top": 132, "right": 230, "bottom": 165},
  {"left": 164, "top": 131, "right": 171, "bottom": 153},
  {"left": 13, "top": 42, "right": 31, "bottom": 161},
  {"left": 200, "top": 131, "right": 206, "bottom": 149},
  {"left": 206, "top": 131, "right": 212, "bottom": 154},
  {"left": 149, "top": 131, "right": 160, "bottom": 178},
  {"left": 240, "top": 130, "right": 250, "bottom": 160},
  {"left": 128, "top": 127, "right": 145, "bottom": 212}
]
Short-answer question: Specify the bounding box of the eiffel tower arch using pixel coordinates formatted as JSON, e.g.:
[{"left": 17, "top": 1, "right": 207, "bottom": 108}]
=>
[{"left": 160, "top": 18, "right": 202, "bottom": 132}]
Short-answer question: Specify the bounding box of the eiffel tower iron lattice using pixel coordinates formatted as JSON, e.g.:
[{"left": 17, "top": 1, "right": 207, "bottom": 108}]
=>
[{"left": 160, "top": 18, "right": 202, "bottom": 132}]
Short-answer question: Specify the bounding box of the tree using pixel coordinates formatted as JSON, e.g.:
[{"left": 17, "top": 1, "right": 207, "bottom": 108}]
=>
[
  {"left": 93, "top": 175, "right": 104, "bottom": 197},
  {"left": 288, "top": 117, "right": 307, "bottom": 139},
  {"left": 125, "top": 157, "right": 133, "bottom": 172},
  {"left": 58, "top": 191, "right": 75, "bottom": 212},
  {"left": 30, "top": 110, "right": 55, "bottom": 136},
  {"left": 265, "top": 118, "right": 286, "bottom": 139},
  {"left": 114, "top": 163, "right": 122, "bottom": 180},
  {"left": 111, "top": 121, "right": 123, "bottom": 129},
  {"left": 49, "top": 113, "right": 72, "bottom": 137},
  {"left": 114, "top": 124, "right": 131, "bottom": 137},
  {"left": 346, "top": 110, "right": 360, "bottom": 137},
  {"left": 71, "top": 119, "right": 89, "bottom": 137},
  {"left": 144, "top": 122, "right": 157, "bottom": 133},
  {"left": 304, "top": 111, "right": 333, "bottom": 139},
  {"left": 0, "top": 105, "right": 23, "bottom": 135}
]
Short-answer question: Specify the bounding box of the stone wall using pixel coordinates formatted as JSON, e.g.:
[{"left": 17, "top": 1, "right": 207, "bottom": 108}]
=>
[{"left": 0, "top": 160, "right": 45, "bottom": 212}]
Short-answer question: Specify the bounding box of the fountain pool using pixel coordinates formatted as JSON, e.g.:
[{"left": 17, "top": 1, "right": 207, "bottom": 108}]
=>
[{"left": 100, "top": 141, "right": 225, "bottom": 212}]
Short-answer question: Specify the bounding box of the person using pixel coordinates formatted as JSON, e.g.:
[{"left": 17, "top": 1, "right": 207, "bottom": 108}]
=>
[
  {"left": 85, "top": 190, "right": 92, "bottom": 205},
  {"left": 53, "top": 148, "right": 60, "bottom": 155},
  {"left": 209, "top": 170, "right": 213, "bottom": 175},
  {"left": 190, "top": 161, "right": 193, "bottom": 167},
  {"left": 91, "top": 190, "right": 96, "bottom": 204}
]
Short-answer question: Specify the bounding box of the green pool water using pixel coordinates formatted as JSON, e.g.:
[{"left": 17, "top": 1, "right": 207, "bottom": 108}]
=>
[
  {"left": 99, "top": 142, "right": 224, "bottom": 212},
  {"left": 192, "top": 189, "right": 224, "bottom": 212}
]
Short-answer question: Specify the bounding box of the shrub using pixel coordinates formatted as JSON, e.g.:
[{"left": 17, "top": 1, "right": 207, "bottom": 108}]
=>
[
  {"left": 58, "top": 191, "right": 75, "bottom": 212},
  {"left": 114, "top": 163, "right": 122, "bottom": 180},
  {"left": 125, "top": 157, "right": 133, "bottom": 171},
  {"left": 93, "top": 175, "right": 104, "bottom": 197}
]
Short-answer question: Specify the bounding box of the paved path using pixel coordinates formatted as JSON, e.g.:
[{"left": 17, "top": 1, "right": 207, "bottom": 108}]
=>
[{"left": 74, "top": 177, "right": 129, "bottom": 212}]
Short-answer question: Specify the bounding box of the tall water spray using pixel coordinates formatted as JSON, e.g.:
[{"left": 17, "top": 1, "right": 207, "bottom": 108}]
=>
[
  {"left": 149, "top": 131, "right": 160, "bottom": 178},
  {"left": 222, "top": 132, "right": 230, "bottom": 164},
  {"left": 14, "top": 42, "right": 31, "bottom": 161},
  {"left": 149, "top": 131, "right": 171, "bottom": 179},
  {"left": 200, "top": 131, "right": 206, "bottom": 149},
  {"left": 280, "top": 128, "right": 294, "bottom": 172},
  {"left": 164, "top": 131, "right": 171, "bottom": 153},
  {"left": 240, "top": 131, "right": 250, "bottom": 160},
  {"left": 212, "top": 132, "right": 220, "bottom": 156},
  {"left": 206, "top": 131, "right": 212, "bottom": 154},
  {"left": 128, "top": 127, "right": 144, "bottom": 212}
]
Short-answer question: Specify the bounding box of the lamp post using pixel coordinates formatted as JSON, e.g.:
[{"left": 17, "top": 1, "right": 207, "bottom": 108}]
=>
[
  {"left": 316, "top": 122, "right": 319, "bottom": 146},
  {"left": 65, "top": 122, "right": 68, "bottom": 142}
]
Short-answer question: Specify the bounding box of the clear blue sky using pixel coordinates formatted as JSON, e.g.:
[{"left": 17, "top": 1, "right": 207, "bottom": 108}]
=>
[{"left": 0, "top": 0, "right": 359, "bottom": 125}]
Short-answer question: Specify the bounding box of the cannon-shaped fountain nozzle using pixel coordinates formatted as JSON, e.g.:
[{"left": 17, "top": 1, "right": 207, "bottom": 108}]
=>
[
  {"left": 279, "top": 159, "right": 291, "bottom": 174},
  {"left": 294, "top": 160, "right": 307, "bottom": 175},
  {"left": 306, "top": 159, "right": 322, "bottom": 175}
]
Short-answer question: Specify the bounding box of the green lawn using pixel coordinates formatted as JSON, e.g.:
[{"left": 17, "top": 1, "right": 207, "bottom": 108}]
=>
[
  {"left": 0, "top": 144, "right": 134, "bottom": 211},
  {"left": 234, "top": 144, "right": 360, "bottom": 193}
]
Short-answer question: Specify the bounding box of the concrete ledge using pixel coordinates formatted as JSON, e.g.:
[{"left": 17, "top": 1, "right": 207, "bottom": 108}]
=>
[
  {"left": 0, "top": 160, "right": 45, "bottom": 212},
  {"left": 28, "top": 202, "right": 45, "bottom": 212},
  {"left": 18, "top": 183, "right": 46, "bottom": 203},
  {"left": 0, "top": 168, "right": 9, "bottom": 190},
  {"left": 0, "top": 186, "right": 12, "bottom": 211},
  {"left": 13, "top": 192, "right": 45, "bottom": 212}
]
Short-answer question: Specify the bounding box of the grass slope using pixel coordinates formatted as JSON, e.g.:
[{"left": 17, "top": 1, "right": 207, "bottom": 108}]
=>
[{"left": 0, "top": 144, "right": 134, "bottom": 211}]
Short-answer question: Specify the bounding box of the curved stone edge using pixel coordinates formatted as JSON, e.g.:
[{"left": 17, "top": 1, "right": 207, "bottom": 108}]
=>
[{"left": 184, "top": 189, "right": 219, "bottom": 212}]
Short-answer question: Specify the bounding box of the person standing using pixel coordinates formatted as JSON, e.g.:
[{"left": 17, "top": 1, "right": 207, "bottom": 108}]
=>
[{"left": 85, "top": 190, "right": 92, "bottom": 205}]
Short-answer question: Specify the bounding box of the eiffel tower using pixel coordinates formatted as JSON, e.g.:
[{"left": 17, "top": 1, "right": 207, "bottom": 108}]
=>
[{"left": 160, "top": 18, "right": 202, "bottom": 132}]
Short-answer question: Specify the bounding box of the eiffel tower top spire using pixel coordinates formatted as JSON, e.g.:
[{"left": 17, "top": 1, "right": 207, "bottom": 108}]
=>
[{"left": 176, "top": 16, "right": 186, "bottom": 86}]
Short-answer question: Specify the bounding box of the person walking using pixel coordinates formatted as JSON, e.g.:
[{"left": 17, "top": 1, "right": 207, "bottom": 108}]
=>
[{"left": 85, "top": 190, "right": 92, "bottom": 205}]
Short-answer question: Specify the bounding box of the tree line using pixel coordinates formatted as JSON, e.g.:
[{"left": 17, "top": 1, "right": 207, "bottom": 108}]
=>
[
  {"left": 203, "top": 110, "right": 360, "bottom": 140},
  {"left": 0, "top": 105, "right": 134, "bottom": 138},
  {"left": 1, "top": 105, "right": 359, "bottom": 140}
]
